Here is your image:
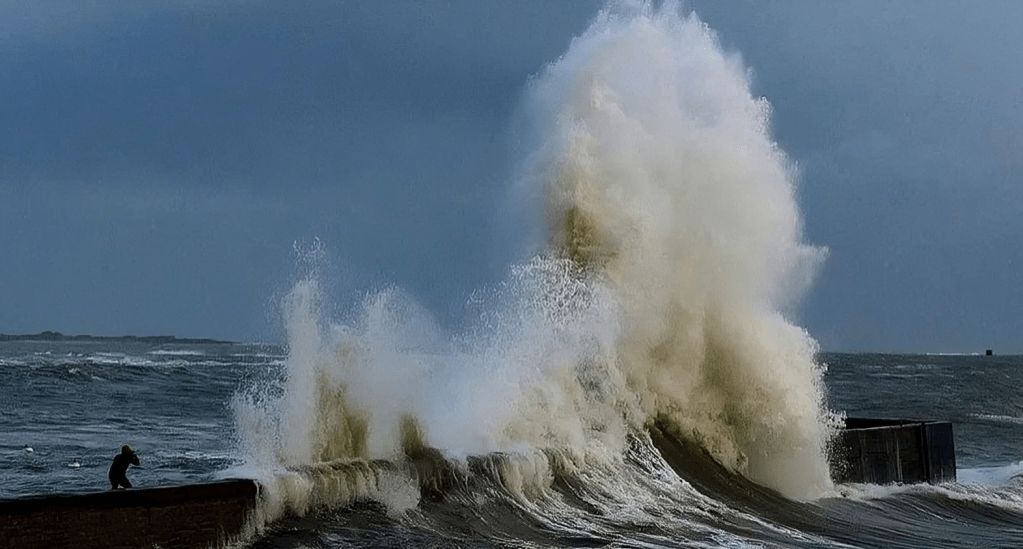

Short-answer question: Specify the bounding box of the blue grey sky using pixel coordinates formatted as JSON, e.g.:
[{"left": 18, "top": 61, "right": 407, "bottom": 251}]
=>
[{"left": 1, "top": 1, "right": 1019, "bottom": 352}]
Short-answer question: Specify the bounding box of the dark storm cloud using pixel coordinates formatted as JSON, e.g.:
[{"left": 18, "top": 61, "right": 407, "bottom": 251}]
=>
[
  {"left": 0, "top": 2, "right": 591, "bottom": 188},
  {"left": 1, "top": 1, "right": 1019, "bottom": 351}
]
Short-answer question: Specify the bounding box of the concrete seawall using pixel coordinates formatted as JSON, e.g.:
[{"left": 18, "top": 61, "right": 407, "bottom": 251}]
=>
[
  {"left": 831, "top": 418, "right": 957, "bottom": 484},
  {"left": 0, "top": 479, "right": 258, "bottom": 549}
]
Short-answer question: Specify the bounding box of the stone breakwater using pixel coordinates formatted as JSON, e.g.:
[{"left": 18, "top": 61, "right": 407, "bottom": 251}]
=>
[{"left": 0, "top": 479, "right": 257, "bottom": 549}]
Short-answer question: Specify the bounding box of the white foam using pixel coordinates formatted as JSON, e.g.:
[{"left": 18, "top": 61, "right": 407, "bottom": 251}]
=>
[
  {"left": 835, "top": 476, "right": 1023, "bottom": 515},
  {"left": 959, "top": 461, "right": 1023, "bottom": 485},
  {"left": 157, "top": 450, "right": 237, "bottom": 461},
  {"left": 514, "top": 1, "right": 835, "bottom": 499},
  {"left": 231, "top": 352, "right": 286, "bottom": 359},
  {"left": 148, "top": 349, "right": 206, "bottom": 356},
  {"left": 233, "top": 1, "right": 837, "bottom": 517},
  {"left": 968, "top": 413, "right": 1023, "bottom": 425},
  {"left": 87, "top": 355, "right": 156, "bottom": 367}
]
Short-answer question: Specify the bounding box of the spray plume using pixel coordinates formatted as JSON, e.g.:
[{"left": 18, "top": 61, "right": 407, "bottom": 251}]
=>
[{"left": 232, "top": 5, "right": 836, "bottom": 527}]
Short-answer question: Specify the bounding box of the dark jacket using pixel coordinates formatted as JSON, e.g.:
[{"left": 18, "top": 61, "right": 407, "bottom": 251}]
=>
[{"left": 109, "top": 451, "right": 140, "bottom": 480}]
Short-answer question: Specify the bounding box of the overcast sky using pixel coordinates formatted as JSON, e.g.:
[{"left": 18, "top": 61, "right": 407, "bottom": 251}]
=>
[{"left": 1, "top": 1, "right": 1020, "bottom": 352}]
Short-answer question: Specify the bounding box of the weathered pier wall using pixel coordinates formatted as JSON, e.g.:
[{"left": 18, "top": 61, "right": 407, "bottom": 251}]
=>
[
  {"left": 0, "top": 479, "right": 257, "bottom": 549},
  {"left": 832, "top": 418, "right": 957, "bottom": 484}
]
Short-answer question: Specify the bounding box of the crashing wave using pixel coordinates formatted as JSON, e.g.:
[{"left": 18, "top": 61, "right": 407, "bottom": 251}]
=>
[{"left": 231, "top": 2, "right": 840, "bottom": 539}]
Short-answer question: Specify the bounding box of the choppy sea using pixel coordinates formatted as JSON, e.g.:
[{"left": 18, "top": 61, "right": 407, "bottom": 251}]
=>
[{"left": 2, "top": 340, "right": 1021, "bottom": 547}]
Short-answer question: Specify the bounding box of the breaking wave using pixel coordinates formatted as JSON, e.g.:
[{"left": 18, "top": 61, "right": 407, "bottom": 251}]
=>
[{"left": 230, "top": 2, "right": 854, "bottom": 544}]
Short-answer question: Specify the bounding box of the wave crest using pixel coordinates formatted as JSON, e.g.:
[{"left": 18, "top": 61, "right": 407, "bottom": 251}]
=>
[{"left": 232, "top": 6, "right": 838, "bottom": 535}]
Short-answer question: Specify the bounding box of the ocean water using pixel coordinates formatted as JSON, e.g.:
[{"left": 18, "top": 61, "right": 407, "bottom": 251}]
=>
[
  {"left": 1, "top": 343, "right": 1021, "bottom": 548},
  {"left": 0, "top": 341, "right": 272, "bottom": 494}
]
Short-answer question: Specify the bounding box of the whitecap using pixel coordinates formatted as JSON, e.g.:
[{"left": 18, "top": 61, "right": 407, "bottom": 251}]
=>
[
  {"left": 149, "top": 349, "right": 206, "bottom": 356},
  {"left": 968, "top": 413, "right": 1023, "bottom": 425}
]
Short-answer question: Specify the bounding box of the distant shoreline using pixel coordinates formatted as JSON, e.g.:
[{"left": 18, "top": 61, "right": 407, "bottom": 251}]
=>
[{"left": 0, "top": 331, "right": 235, "bottom": 345}]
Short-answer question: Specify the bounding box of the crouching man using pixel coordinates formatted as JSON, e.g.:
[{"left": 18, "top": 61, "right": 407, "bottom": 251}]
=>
[{"left": 109, "top": 445, "right": 140, "bottom": 489}]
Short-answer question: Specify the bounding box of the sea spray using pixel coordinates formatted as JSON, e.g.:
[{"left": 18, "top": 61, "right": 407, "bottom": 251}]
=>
[
  {"left": 229, "top": 258, "right": 614, "bottom": 535},
  {"left": 232, "top": 2, "right": 837, "bottom": 527},
  {"left": 520, "top": 2, "right": 836, "bottom": 499}
]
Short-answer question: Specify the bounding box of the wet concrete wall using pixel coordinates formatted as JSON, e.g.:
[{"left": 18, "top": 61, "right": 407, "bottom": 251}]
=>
[
  {"left": 0, "top": 479, "right": 257, "bottom": 549},
  {"left": 832, "top": 418, "right": 957, "bottom": 484}
]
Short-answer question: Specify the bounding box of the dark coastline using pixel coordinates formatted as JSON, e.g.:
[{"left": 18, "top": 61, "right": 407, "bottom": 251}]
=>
[{"left": 0, "top": 331, "right": 235, "bottom": 345}]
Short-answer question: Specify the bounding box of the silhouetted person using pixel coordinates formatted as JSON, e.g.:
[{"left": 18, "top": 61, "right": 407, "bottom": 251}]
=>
[{"left": 109, "top": 445, "right": 140, "bottom": 489}]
